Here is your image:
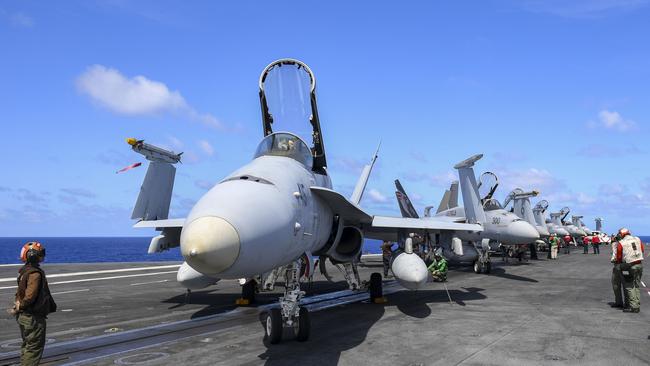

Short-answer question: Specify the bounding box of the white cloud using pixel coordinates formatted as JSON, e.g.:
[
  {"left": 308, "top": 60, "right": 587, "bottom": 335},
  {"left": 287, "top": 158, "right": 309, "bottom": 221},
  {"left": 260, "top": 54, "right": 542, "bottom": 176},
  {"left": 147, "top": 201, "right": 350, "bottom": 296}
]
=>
[
  {"left": 76, "top": 65, "right": 223, "bottom": 129},
  {"left": 404, "top": 170, "right": 456, "bottom": 187},
  {"left": 198, "top": 140, "right": 214, "bottom": 156},
  {"left": 589, "top": 109, "right": 637, "bottom": 132},
  {"left": 367, "top": 189, "right": 388, "bottom": 203}
]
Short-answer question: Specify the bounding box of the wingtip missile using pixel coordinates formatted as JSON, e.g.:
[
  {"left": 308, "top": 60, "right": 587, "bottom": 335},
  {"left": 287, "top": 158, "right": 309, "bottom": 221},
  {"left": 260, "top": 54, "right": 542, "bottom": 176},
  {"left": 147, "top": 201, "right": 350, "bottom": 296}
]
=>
[{"left": 126, "top": 137, "right": 182, "bottom": 164}]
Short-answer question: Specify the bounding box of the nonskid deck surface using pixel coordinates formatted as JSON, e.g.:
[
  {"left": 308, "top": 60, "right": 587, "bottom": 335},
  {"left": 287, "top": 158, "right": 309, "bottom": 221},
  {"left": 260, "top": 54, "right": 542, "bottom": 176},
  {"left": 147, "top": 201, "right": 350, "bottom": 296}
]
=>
[{"left": 0, "top": 249, "right": 648, "bottom": 365}]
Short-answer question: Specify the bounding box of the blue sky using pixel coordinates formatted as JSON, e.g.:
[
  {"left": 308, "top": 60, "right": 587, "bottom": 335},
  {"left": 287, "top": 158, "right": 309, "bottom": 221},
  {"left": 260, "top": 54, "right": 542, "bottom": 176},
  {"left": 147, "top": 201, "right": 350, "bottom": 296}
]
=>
[{"left": 1, "top": 0, "right": 649, "bottom": 236}]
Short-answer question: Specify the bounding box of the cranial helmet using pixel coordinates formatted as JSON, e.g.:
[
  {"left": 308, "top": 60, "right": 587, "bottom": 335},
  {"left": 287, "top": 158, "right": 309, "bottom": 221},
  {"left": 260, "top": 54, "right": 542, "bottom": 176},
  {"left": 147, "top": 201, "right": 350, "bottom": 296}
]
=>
[
  {"left": 618, "top": 228, "right": 630, "bottom": 238},
  {"left": 434, "top": 247, "right": 443, "bottom": 257},
  {"left": 20, "top": 242, "right": 46, "bottom": 263}
]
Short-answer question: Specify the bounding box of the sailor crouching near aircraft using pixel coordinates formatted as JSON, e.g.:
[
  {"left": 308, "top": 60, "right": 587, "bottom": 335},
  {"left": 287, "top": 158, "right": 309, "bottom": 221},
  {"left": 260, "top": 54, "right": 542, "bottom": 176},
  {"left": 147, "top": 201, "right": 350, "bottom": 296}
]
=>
[
  {"left": 615, "top": 228, "right": 644, "bottom": 313},
  {"left": 610, "top": 234, "right": 628, "bottom": 309},
  {"left": 10, "top": 242, "right": 57, "bottom": 366},
  {"left": 427, "top": 249, "right": 448, "bottom": 282}
]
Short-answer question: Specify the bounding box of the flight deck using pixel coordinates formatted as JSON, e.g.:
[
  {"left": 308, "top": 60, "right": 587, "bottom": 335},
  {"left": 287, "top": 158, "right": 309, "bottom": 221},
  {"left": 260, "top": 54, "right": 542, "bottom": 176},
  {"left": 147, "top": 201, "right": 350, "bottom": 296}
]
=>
[{"left": 1, "top": 251, "right": 649, "bottom": 365}]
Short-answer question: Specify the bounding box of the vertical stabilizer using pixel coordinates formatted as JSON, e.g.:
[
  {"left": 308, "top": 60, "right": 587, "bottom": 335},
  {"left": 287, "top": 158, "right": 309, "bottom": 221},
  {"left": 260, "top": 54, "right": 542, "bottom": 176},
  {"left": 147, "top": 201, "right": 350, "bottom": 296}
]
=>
[
  {"left": 595, "top": 217, "right": 603, "bottom": 232},
  {"left": 394, "top": 179, "right": 419, "bottom": 218},
  {"left": 436, "top": 189, "right": 451, "bottom": 214},
  {"left": 453, "top": 154, "right": 486, "bottom": 224},
  {"left": 132, "top": 162, "right": 176, "bottom": 221},
  {"left": 350, "top": 142, "right": 380, "bottom": 205},
  {"left": 533, "top": 200, "right": 548, "bottom": 227},
  {"left": 449, "top": 181, "right": 459, "bottom": 208}
]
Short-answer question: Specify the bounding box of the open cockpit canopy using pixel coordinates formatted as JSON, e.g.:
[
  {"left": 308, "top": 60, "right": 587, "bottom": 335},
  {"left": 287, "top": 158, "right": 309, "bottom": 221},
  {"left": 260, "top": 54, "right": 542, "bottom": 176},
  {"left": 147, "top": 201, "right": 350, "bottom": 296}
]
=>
[
  {"left": 254, "top": 132, "right": 313, "bottom": 169},
  {"left": 259, "top": 59, "right": 326, "bottom": 173},
  {"left": 483, "top": 198, "right": 503, "bottom": 211}
]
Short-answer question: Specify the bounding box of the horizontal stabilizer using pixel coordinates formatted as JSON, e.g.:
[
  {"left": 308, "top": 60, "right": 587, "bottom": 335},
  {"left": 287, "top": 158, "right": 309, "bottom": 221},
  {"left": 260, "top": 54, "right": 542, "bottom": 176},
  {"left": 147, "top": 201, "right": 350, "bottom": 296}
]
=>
[{"left": 133, "top": 218, "right": 185, "bottom": 228}]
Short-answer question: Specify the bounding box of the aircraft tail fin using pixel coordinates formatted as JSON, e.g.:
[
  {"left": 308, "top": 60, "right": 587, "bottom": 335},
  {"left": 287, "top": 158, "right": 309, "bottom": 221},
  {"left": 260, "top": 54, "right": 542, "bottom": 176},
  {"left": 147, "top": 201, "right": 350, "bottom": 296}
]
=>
[
  {"left": 436, "top": 189, "right": 451, "bottom": 214},
  {"left": 394, "top": 179, "right": 419, "bottom": 218},
  {"left": 449, "top": 181, "right": 459, "bottom": 208},
  {"left": 453, "top": 154, "right": 486, "bottom": 224},
  {"left": 132, "top": 162, "right": 177, "bottom": 221},
  {"left": 350, "top": 142, "right": 380, "bottom": 205},
  {"left": 595, "top": 217, "right": 603, "bottom": 232}
]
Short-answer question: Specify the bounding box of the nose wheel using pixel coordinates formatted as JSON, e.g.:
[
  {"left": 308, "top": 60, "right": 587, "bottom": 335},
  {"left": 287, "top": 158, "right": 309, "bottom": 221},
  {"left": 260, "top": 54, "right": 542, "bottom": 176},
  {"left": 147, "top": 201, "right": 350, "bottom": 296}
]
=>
[{"left": 265, "top": 259, "right": 310, "bottom": 344}]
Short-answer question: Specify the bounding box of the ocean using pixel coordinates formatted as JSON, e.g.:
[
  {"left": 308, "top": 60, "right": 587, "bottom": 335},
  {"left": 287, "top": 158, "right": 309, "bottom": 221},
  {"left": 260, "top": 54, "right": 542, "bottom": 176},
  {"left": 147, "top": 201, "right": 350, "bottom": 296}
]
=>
[
  {"left": 0, "top": 237, "right": 385, "bottom": 264},
  {"left": 1, "top": 236, "right": 645, "bottom": 265}
]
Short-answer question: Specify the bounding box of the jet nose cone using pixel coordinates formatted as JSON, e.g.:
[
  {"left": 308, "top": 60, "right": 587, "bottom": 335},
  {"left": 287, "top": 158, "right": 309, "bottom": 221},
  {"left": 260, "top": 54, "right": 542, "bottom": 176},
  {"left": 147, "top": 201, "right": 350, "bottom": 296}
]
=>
[
  {"left": 507, "top": 221, "right": 540, "bottom": 243},
  {"left": 180, "top": 216, "right": 240, "bottom": 275}
]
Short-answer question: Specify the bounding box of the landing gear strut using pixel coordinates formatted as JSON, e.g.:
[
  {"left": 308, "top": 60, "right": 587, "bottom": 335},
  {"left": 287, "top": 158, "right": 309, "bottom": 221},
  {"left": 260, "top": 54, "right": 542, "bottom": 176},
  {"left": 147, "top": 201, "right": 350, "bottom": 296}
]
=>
[
  {"left": 265, "top": 259, "right": 310, "bottom": 344},
  {"left": 473, "top": 239, "right": 492, "bottom": 274}
]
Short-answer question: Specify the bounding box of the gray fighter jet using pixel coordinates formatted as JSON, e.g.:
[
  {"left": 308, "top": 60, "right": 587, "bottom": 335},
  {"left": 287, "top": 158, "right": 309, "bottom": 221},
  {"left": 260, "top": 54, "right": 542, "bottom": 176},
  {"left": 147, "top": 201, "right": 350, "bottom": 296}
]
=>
[
  {"left": 535, "top": 201, "right": 569, "bottom": 237},
  {"left": 127, "top": 59, "right": 482, "bottom": 343},
  {"left": 572, "top": 215, "right": 593, "bottom": 236},
  {"left": 394, "top": 154, "right": 539, "bottom": 273},
  {"left": 503, "top": 188, "right": 550, "bottom": 238}
]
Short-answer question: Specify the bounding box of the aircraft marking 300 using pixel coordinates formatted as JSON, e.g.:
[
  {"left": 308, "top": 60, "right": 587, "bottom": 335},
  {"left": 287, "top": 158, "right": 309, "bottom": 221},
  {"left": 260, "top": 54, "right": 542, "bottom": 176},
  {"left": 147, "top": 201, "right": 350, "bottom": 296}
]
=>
[{"left": 125, "top": 59, "right": 482, "bottom": 344}]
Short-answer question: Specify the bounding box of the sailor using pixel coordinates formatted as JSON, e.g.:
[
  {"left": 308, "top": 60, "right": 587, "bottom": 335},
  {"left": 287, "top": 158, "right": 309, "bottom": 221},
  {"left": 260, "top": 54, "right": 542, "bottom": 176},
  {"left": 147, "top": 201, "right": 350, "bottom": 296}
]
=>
[
  {"left": 592, "top": 234, "right": 601, "bottom": 255},
  {"left": 549, "top": 234, "right": 559, "bottom": 259},
  {"left": 615, "top": 228, "right": 644, "bottom": 313},
  {"left": 380, "top": 241, "right": 394, "bottom": 278},
  {"left": 427, "top": 248, "right": 448, "bottom": 282},
  {"left": 11, "top": 242, "right": 57, "bottom": 366},
  {"left": 583, "top": 235, "right": 591, "bottom": 254},
  {"left": 610, "top": 234, "right": 628, "bottom": 309}
]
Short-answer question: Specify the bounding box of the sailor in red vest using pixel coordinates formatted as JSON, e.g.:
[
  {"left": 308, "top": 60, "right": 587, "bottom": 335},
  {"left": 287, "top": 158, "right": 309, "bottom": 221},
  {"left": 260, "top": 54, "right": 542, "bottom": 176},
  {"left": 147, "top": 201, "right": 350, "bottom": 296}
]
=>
[
  {"left": 615, "top": 228, "right": 644, "bottom": 313},
  {"left": 591, "top": 234, "right": 601, "bottom": 254},
  {"left": 563, "top": 235, "right": 572, "bottom": 254},
  {"left": 583, "top": 236, "right": 591, "bottom": 254}
]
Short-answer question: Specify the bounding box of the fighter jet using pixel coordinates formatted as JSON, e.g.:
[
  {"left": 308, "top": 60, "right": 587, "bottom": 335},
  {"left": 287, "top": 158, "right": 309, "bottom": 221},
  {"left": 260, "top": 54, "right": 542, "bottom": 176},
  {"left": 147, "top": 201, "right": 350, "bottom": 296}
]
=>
[
  {"left": 503, "top": 188, "right": 550, "bottom": 238},
  {"left": 557, "top": 207, "right": 586, "bottom": 239},
  {"left": 571, "top": 215, "right": 593, "bottom": 236},
  {"left": 534, "top": 200, "right": 569, "bottom": 237},
  {"left": 592, "top": 217, "right": 611, "bottom": 244},
  {"left": 127, "top": 59, "right": 482, "bottom": 343},
  {"left": 394, "top": 154, "right": 539, "bottom": 274}
]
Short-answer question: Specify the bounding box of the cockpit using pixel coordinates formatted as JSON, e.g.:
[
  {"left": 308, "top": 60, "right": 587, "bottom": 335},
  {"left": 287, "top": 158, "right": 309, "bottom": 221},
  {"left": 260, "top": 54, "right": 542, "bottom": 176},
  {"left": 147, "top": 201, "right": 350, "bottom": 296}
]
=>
[
  {"left": 482, "top": 198, "right": 503, "bottom": 211},
  {"left": 253, "top": 132, "right": 313, "bottom": 169}
]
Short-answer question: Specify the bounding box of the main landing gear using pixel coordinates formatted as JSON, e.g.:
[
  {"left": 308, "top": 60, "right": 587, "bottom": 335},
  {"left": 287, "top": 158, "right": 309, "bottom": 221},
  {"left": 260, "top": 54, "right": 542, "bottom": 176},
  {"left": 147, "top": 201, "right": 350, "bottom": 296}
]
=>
[
  {"left": 265, "top": 259, "right": 311, "bottom": 344},
  {"left": 473, "top": 239, "right": 492, "bottom": 274}
]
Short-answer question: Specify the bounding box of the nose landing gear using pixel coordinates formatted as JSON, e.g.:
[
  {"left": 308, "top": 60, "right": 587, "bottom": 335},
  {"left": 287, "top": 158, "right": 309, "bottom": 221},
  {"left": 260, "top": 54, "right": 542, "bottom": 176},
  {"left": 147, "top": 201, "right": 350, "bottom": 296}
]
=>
[{"left": 264, "top": 259, "right": 311, "bottom": 344}]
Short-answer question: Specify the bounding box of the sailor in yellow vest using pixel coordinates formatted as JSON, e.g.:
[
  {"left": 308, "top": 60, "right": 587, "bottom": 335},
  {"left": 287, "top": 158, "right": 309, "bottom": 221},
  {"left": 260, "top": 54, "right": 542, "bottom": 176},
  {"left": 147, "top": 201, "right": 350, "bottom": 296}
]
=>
[{"left": 614, "top": 228, "right": 644, "bottom": 313}]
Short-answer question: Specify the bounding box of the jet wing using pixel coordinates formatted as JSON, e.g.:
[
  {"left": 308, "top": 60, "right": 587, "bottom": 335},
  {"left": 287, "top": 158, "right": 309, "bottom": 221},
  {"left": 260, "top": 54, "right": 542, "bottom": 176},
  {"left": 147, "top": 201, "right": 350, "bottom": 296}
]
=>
[
  {"left": 310, "top": 187, "right": 372, "bottom": 225},
  {"left": 372, "top": 216, "right": 483, "bottom": 232},
  {"left": 133, "top": 218, "right": 185, "bottom": 229}
]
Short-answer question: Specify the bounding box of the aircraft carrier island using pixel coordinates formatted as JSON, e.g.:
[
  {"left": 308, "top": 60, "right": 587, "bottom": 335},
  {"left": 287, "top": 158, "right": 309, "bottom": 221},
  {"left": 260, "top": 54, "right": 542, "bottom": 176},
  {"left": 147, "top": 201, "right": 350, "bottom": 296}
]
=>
[{"left": 1, "top": 252, "right": 648, "bottom": 366}]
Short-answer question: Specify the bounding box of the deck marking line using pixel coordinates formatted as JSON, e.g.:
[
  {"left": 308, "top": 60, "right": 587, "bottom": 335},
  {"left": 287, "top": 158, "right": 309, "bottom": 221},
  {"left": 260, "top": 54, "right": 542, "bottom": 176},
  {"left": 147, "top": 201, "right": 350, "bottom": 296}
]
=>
[
  {"left": 52, "top": 289, "right": 90, "bottom": 295},
  {"left": 641, "top": 281, "right": 646, "bottom": 288},
  {"left": 0, "top": 264, "right": 181, "bottom": 283},
  {"left": 0, "top": 271, "right": 178, "bottom": 290},
  {"left": 130, "top": 279, "right": 170, "bottom": 286}
]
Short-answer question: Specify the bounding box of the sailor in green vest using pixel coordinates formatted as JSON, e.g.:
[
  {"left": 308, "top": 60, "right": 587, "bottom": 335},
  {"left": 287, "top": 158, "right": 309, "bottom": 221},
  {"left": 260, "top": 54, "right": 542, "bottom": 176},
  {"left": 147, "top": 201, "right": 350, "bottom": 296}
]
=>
[
  {"left": 427, "top": 248, "right": 448, "bottom": 282},
  {"left": 548, "top": 234, "right": 559, "bottom": 259}
]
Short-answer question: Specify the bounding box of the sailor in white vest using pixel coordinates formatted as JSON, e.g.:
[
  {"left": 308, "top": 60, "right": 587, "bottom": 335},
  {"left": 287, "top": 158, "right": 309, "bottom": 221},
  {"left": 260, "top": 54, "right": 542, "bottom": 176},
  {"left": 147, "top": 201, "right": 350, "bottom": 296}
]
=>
[{"left": 614, "top": 228, "right": 644, "bottom": 313}]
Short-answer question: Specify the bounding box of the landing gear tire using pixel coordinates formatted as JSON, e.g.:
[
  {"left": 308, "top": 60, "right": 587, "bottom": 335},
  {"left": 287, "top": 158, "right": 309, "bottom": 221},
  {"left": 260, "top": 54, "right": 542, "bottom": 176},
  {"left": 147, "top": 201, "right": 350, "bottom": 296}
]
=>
[
  {"left": 484, "top": 261, "right": 491, "bottom": 274},
  {"left": 473, "top": 260, "right": 481, "bottom": 274},
  {"left": 369, "top": 272, "right": 383, "bottom": 299},
  {"left": 295, "top": 307, "right": 310, "bottom": 342},
  {"left": 266, "top": 308, "right": 283, "bottom": 344},
  {"left": 242, "top": 280, "right": 256, "bottom": 304}
]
